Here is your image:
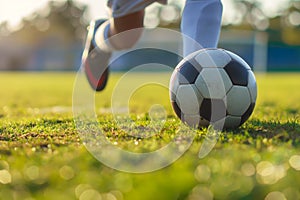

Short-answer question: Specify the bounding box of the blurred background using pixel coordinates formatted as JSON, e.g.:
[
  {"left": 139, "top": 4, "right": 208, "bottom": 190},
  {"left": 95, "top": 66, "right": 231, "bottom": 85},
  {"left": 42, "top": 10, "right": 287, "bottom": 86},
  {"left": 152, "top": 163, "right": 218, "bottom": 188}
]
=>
[{"left": 0, "top": 0, "right": 299, "bottom": 71}]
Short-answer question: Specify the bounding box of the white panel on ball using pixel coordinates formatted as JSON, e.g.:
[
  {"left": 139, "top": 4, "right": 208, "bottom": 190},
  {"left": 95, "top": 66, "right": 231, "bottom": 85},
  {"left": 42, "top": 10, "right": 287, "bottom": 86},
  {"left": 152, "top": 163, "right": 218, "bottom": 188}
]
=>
[
  {"left": 206, "top": 115, "right": 241, "bottom": 130},
  {"left": 176, "top": 84, "right": 203, "bottom": 115},
  {"left": 226, "top": 86, "right": 251, "bottom": 116},
  {"left": 169, "top": 70, "right": 180, "bottom": 102},
  {"left": 225, "top": 116, "right": 241, "bottom": 128},
  {"left": 183, "top": 114, "right": 200, "bottom": 128},
  {"left": 194, "top": 49, "right": 231, "bottom": 68},
  {"left": 199, "top": 118, "right": 210, "bottom": 127},
  {"left": 247, "top": 71, "right": 257, "bottom": 103},
  {"left": 195, "top": 68, "right": 232, "bottom": 99}
]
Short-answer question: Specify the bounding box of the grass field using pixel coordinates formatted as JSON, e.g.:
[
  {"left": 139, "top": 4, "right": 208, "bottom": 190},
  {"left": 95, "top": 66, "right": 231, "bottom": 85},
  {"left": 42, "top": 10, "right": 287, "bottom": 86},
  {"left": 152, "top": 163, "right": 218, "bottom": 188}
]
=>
[{"left": 0, "top": 72, "right": 300, "bottom": 200}]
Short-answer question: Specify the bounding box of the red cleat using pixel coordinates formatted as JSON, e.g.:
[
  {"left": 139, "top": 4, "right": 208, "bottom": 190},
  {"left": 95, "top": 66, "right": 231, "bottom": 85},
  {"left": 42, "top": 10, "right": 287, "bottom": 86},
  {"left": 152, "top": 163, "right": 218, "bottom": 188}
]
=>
[{"left": 82, "top": 20, "right": 111, "bottom": 91}]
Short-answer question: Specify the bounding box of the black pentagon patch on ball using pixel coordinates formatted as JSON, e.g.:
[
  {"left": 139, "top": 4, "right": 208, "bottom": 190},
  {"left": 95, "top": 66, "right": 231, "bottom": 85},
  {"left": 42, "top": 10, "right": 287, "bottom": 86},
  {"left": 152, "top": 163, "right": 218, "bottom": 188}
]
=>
[
  {"left": 200, "top": 99, "right": 227, "bottom": 122},
  {"left": 178, "top": 60, "right": 201, "bottom": 84},
  {"left": 224, "top": 59, "right": 249, "bottom": 86},
  {"left": 171, "top": 101, "right": 182, "bottom": 119},
  {"left": 240, "top": 103, "right": 255, "bottom": 125}
]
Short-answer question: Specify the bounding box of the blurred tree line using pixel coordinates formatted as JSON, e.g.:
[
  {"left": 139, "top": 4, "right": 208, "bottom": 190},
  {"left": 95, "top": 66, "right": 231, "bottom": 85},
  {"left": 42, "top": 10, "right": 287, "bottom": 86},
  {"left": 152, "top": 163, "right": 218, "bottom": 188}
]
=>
[
  {"left": 147, "top": 0, "right": 300, "bottom": 45},
  {"left": 0, "top": 0, "right": 299, "bottom": 70},
  {"left": 223, "top": 0, "right": 300, "bottom": 45},
  {"left": 0, "top": 0, "right": 299, "bottom": 46},
  {"left": 0, "top": 0, "right": 87, "bottom": 44},
  {"left": 0, "top": 0, "right": 87, "bottom": 70}
]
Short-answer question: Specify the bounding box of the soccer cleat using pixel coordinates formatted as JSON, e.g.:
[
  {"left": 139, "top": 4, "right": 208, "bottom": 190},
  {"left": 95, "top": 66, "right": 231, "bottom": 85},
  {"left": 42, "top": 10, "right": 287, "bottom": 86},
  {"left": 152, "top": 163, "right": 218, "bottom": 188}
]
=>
[{"left": 82, "top": 19, "right": 111, "bottom": 91}]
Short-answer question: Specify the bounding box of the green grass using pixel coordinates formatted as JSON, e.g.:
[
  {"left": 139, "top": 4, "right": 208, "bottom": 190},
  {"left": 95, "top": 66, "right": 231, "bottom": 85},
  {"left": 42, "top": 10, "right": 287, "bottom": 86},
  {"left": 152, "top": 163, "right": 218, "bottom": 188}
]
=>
[{"left": 0, "top": 72, "right": 300, "bottom": 200}]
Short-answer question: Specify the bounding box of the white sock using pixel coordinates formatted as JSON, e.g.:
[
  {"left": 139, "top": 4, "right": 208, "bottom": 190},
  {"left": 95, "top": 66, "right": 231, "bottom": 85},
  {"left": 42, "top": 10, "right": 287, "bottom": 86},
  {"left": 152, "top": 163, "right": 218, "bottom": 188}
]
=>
[
  {"left": 94, "top": 21, "right": 116, "bottom": 52},
  {"left": 181, "top": 0, "right": 223, "bottom": 56}
]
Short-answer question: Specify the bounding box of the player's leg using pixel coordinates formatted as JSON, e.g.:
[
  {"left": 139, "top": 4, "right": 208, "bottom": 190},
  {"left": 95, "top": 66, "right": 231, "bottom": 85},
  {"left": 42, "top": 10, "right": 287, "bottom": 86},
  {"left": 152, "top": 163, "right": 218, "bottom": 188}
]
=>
[
  {"left": 181, "top": 0, "right": 223, "bottom": 56},
  {"left": 82, "top": 11, "right": 145, "bottom": 91},
  {"left": 95, "top": 10, "right": 145, "bottom": 52},
  {"left": 94, "top": 0, "right": 167, "bottom": 52},
  {"left": 83, "top": 0, "right": 166, "bottom": 91}
]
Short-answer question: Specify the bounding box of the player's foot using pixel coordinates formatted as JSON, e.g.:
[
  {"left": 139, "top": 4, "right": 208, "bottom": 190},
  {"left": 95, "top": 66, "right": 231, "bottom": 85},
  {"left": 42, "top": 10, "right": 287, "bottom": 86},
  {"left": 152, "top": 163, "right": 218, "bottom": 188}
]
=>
[{"left": 82, "top": 19, "right": 111, "bottom": 91}]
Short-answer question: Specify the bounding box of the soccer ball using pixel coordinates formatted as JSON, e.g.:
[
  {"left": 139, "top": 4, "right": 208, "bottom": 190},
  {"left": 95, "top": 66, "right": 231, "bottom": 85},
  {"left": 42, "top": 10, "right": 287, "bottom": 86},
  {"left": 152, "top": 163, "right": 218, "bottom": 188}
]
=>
[{"left": 169, "top": 48, "right": 257, "bottom": 129}]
